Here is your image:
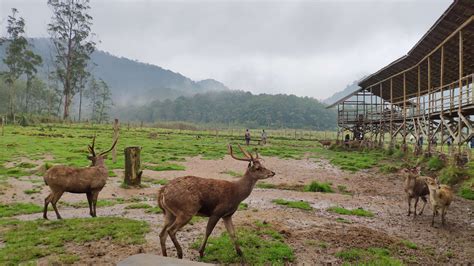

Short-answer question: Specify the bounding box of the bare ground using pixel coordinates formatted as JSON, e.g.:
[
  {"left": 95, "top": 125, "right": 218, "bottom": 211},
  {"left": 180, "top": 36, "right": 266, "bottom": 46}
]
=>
[{"left": 2, "top": 155, "right": 474, "bottom": 265}]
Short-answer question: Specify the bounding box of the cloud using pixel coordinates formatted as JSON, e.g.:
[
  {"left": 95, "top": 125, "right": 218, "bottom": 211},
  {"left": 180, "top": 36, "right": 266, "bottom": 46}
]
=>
[{"left": 0, "top": 0, "right": 451, "bottom": 99}]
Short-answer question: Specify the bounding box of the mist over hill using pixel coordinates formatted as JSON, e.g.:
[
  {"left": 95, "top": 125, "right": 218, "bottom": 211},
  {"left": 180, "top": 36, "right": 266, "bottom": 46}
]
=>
[
  {"left": 0, "top": 38, "right": 229, "bottom": 105},
  {"left": 116, "top": 90, "right": 336, "bottom": 130}
]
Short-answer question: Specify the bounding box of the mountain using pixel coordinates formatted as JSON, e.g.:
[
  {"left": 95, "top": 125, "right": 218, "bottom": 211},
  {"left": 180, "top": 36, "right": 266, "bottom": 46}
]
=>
[
  {"left": 323, "top": 79, "right": 361, "bottom": 106},
  {"left": 0, "top": 38, "right": 229, "bottom": 105},
  {"left": 116, "top": 90, "right": 337, "bottom": 130}
]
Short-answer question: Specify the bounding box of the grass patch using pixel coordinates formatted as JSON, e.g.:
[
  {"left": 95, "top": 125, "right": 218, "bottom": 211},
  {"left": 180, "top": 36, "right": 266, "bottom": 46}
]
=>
[
  {"left": 327, "top": 206, "right": 374, "bottom": 217},
  {"left": 380, "top": 164, "right": 400, "bottom": 173},
  {"left": 124, "top": 203, "right": 152, "bottom": 209},
  {"left": 0, "top": 217, "right": 149, "bottom": 264},
  {"left": 142, "top": 177, "right": 169, "bottom": 185},
  {"left": 304, "top": 181, "right": 333, "bottom": 193},
  {"left": 336, "top": 247, "right": 402, "bottom": 265},
  {"left": 221, "top": 170, "right": 243, "bottom": 177},
  {"left": 192, "top": 226, "right": 294, "bottom": 264},
  {"left": 0, "top": 202, "right": 43, "bottom": 217},
  {"left": 272, "top": 199, "right": 312, "bottom": 210},
  {"left": 145, "top": 207, "right": 163, "bottom": 214},
  {"left": 238, "top": 202, "right": 248, "bottom": 210},
  {"left": 256, "top": 182, "right": 276, "bottom": 189},
  {"left": 59, "top": 199, "right": 119, "bottom": 209},
  {"left": 17, "top": 162, "right": 37, "bottom": 169},
  {"left": 400, "top": 239, "right": 418, "bottom": 249},
  {"left": 458, "top": 178, "right": 474, "bottom": 200},
  {"left": 144, "top": 163, "right": 185, "bottom": 171},
  {"left": 23, "top": 188, "right": 41, "bottom": 195},
  {"left": 335, "top": 217, "right": 352, "bottom": 224}
]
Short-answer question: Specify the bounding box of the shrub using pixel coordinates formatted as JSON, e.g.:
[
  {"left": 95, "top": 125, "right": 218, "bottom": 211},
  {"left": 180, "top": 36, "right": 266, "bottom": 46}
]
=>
[
  {"left": 304, "top": 181, "right": 333, "bottom": 193},
  {"left": 427, "top": 156, "right": 445, "bottom": 171},
  {"left": 439, "top": 165, "right": 465, "bottom": 185}
]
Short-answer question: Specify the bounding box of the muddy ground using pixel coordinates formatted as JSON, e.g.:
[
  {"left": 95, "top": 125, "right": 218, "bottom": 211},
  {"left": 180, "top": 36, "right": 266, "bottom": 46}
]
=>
[{"left": 2, "top": 155, "right": 474, "bottom": 265}]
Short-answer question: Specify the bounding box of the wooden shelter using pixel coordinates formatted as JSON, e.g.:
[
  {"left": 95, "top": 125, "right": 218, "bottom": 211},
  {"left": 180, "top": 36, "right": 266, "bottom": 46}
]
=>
[{"left": 328, "top": 0, "right": 474, "bottom": 152}]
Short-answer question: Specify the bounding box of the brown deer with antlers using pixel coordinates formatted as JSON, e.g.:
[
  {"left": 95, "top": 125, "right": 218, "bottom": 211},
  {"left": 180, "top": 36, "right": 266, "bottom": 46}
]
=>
[
  {"left": 158, "top": 144, "right": 275, "bottom": 259},
  {"left": 43, "top": 136, "right": 118, "bottom": 219}
]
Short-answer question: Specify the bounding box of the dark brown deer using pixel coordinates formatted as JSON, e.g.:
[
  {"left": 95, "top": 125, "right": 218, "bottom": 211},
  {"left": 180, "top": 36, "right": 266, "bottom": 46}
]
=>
[
  {"left": 317, "top": 140, "right": 332, "bottom": 148},
  {"left": 158, "top": 144, "right": 275, "bottom": 259},
  {"left": 43, "top": 136, "right": 118, "bottom": 219},
  {"left": 401, "top": 166, "right": 432, "bottom": 218}
]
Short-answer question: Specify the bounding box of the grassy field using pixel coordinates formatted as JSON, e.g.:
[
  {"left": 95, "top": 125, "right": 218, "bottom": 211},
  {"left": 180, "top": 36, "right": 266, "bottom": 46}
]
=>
[{"left": 0, "top": 123, "right": 473, "bottom": 264}]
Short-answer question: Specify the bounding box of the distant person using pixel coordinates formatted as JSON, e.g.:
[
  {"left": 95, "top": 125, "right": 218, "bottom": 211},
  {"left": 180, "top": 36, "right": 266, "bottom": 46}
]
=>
[
  {"left": 245, "top": 129, "right": 251, "bottom": 146},
  {"left": 417, "top": 134, "right": 424, "bottom": 148},
  {"left": 447, "top": 136, "right": 452, "bottom": 147},
  {"left": 470, "top": 136, "right": 474, "bottom": 149},
  {"left": 261, "top": 129, "right": 267, "bottom": 145}
]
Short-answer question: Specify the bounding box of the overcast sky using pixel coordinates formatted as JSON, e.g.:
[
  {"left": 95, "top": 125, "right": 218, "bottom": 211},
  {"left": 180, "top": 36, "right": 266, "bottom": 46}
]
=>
[{"left": 0, "top": 0, "right": 451, "bottom": 99}]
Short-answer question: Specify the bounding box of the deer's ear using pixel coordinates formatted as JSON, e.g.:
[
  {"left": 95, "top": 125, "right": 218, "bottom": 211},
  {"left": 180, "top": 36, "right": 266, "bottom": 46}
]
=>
[{"left": 248, "top": 162, "right": 252, "bottom": 168}]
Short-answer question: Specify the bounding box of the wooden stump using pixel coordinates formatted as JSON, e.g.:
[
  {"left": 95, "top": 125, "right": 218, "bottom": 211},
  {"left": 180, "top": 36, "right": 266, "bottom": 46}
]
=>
[{"left": 124, "top": 146, "right": 142, "bottom": 186}]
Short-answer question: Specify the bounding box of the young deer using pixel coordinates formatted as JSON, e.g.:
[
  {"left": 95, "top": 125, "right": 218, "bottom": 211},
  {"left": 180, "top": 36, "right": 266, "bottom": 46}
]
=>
[
  {"left": 402, "top": 167, "right": 431, "bottom": 217},
  {"left": 158, "top": 144, "right": 275, "bottom": 259},
  {"left": 425, "top": 177, "right": 453, "bottom": 227},
  {"left": 43, "top": 137, "right": 118, "bottom": 219},
  {"left": 317, "top": 140, "right": 332, "bottom": 148}
]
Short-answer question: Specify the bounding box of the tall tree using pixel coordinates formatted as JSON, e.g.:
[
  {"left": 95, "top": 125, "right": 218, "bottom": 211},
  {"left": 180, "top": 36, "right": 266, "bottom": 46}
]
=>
[
  {"left": 0, "top": 8, "right": 28, "bottom": 120},
  {"left": 87, "top": 78, "right": 112, "bottom": 123},
  {"left": 22, "top": 49, "right": 43, "bottom": 114},
  {"left": 47, "top": 0, "right": 95, "bottom": 120}
]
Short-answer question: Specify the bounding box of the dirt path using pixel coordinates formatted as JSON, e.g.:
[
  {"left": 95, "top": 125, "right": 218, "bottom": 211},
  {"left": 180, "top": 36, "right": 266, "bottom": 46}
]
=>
[{"left": 2, "top": 155, "right": 474, "bottom": 264}]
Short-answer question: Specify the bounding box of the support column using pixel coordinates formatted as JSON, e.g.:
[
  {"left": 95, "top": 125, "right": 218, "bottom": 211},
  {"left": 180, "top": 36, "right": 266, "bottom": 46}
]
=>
[
  {"left": 440, "top": 46, "right": 444, "bottom": 153},
  {"left": 427, "top": 57, "right": 432, "bottom": 154},
  {"left": 403, "top": 73, "right": 407, "bottom": 150},
  {"left": 379, "top": 83, "right": 383, "bottom": 147},
  {"left": 458, "top": 30, "right": 463, "bottom": 151},
  {"left": 390, "top": 79, "right": 393, "bottom": 147}
]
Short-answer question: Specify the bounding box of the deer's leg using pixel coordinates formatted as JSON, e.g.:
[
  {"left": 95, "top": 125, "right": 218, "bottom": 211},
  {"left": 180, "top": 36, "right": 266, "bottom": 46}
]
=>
[
  {"left": 431, "top": 207, "right": 436, "bottom": 227},
  {"left": 223, "top": 216, "right": 242, "bottom": 256},
  {"left": 441, "top": 207, "right": 447, "bottom": 226},
  {"left": 160, "top": 212, "right": 176, "bottom": 257},
  {"left": 167, "top": 214, "right": 193, "bottom": 259},
  {"left": 43, "top": 193, "right": 53, "bottom": 220},
  {"left": 419, "top": 196, "right": 427, "bottom": 215},
  {"left": 91, "top": 190, "right": 100, "bottom": 217},
  {"left": 199, "top": 215, "right": 220, "bottom": 258},
  {"left": 407, "top": 195, "right": 412, "bottom": 216},
  {"left": 413, "top": 197, "right": 419, "bottom": 218},
  {"left": 51, "top": 191, "right": 64, "bottom": 219},
  {"left": 86, "top": 192, "right": 93, "bottom": 217}
]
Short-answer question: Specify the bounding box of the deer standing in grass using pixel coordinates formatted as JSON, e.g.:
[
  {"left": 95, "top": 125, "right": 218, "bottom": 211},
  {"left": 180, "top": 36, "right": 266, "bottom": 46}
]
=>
[
  {"left": 425, "top": 177, "right": 453, "bottom": 227},
  {"left": 402, "top": 167, "right": 431, "bottom": 218},
  {"left": 158, "top": 144, "right": 275, "bottom": 259},
  {"left": 43, "top": 136, "right": 117, "bottom": 219}
]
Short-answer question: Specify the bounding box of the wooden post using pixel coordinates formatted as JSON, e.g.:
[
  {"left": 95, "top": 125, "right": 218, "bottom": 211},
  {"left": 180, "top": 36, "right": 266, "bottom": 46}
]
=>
[
  {"left": 390, "top": 79, "right": 393, "bottom": 147},
  {"left": 1, "top": 116, "right": 4, "bottom": 136},
  {"left": 428, "top": 57, "right": 432, "bottom": 153},
  {"left": 403, "top": 73, "right": 407, "bottom": 149},
  {"left": 112, "top": 119, "right": 119, "bottom": 163},
  {"left": 124, "top": 146, "right": 142, "bottom": 186},
  {"left": 440, "top": 46, "right": 444, "bottom": 152},
  {"left": 379, "top": 83, "right": 383, "bottom": 147},
  {"left": 458, "top": 30, "right": 463, "bottom": 151}
]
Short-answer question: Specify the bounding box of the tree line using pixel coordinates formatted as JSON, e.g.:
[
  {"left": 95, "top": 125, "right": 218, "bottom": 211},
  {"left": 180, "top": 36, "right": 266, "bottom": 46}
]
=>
[
  {"left": 116, "top": 91, "right": 337, "bottom": 130},
  {"left": 0, "top": 0, "right": 112, "bottom": 124}
]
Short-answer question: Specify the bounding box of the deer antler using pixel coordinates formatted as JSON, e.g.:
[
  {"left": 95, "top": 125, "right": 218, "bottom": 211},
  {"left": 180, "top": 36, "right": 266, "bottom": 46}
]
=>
[
  {"left": 237, "top": 144, "right": 254, "bottom": 161},
  {"left": 99, "top": 138, "right": 118, "bottom": 156},
  {"left": 88, "top": 135, "right": 96, "bottom": 157},
  {"left": 228, "top": 144, "right": 252, "bottom": 162}
]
